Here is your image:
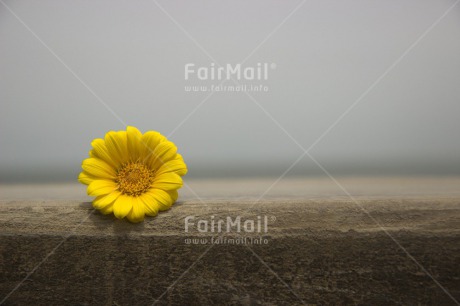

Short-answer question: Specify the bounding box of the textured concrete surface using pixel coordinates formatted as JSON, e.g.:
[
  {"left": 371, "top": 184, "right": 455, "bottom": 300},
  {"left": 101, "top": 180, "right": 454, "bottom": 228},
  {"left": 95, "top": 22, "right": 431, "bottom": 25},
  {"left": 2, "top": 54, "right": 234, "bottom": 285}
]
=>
[{"left": 1, "top": 178, "right": 460, "bottom": 305}]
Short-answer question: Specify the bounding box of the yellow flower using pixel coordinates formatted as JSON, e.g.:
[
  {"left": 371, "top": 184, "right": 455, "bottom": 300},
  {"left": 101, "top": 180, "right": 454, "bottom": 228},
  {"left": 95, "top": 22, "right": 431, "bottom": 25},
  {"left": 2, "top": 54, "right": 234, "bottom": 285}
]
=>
[{"left": 78, "top": 126, "right": 187, "bottom": 223}]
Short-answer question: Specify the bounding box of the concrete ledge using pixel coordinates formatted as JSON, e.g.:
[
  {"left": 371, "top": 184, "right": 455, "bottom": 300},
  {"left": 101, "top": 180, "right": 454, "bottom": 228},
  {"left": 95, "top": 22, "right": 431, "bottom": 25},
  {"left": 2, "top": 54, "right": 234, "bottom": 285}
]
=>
[{"left": 1, "top": 195, "right": 460, "bottom": 305}]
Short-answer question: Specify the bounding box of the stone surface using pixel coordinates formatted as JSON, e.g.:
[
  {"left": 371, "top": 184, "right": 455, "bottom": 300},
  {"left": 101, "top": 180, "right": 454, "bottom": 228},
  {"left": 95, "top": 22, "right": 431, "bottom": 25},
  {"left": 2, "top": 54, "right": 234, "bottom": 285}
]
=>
[{"left": 1, "top": 178, "right": 460, "bottom": 305}]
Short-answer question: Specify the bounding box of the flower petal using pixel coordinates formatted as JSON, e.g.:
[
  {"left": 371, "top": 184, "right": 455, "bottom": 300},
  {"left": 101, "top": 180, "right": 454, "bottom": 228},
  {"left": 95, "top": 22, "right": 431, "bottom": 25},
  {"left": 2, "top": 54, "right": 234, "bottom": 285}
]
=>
[
  {"left": 126, "top": 126, "right": 143, "bottom": 161},
  {"left": 145, "top": 189, "right": 175, "bottom": 211},
  {"left": 156, "top": 154, "right": 187, "bottom": 177},
  {"left": 138, "top": 193, "right": 159, "bottom": 216},
  {"left": 82, "top": 158, "right": 116, "bottom": 179},
  {"left": 91, "top": 138, "right": 118, "bottom": 168},
  {"left": 104, "top": 131, "right": 128, "bottom": 165},
  {"left": 152, "top": 172, "right": 183, "bottom": 191},
  {"left": 113, "top": 194, "right": 133, "bottom": 219},
  {"left": 93, "top": 191, "right": 121, "bottom": 209},
  {"left": 78, "top": 171, "right": 96, "bottom": 185},
  {"left": 126, "top": 197, "right": 145, "bottom": 223},
  {"left": 100, "top": 203, "right": 114, "bottom": 215},
  {"left": 168, "top": 190, "right": 179, "bottom": 203},
  {"left": 87, "top": 180, "right": 118, "bottom": 196},
  {"left": 148, "top": 141, "right": 178, "bottom": 170},
  {"left": 140, "top": 131, "right": 166, "bottom": 160}
]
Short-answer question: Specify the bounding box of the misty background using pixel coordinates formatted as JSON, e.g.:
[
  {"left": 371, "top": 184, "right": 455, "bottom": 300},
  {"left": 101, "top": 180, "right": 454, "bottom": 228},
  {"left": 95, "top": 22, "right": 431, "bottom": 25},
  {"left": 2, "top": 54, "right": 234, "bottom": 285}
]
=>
[{"left": 1, "top": 0, "right": 459, "bottom": 183}]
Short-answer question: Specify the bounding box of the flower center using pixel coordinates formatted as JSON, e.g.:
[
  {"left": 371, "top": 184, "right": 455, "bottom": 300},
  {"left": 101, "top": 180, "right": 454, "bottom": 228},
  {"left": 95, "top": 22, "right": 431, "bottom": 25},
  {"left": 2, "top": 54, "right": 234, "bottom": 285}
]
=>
[{"left": 117, "top": 162, "right": 154, "bottom": 196}]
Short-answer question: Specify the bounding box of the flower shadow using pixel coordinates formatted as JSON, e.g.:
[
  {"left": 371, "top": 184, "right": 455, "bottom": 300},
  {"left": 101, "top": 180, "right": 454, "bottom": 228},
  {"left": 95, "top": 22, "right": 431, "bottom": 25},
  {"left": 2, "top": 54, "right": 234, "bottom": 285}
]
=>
[{"left": 79, "top": 201, "right": 146, "bottom": 234}]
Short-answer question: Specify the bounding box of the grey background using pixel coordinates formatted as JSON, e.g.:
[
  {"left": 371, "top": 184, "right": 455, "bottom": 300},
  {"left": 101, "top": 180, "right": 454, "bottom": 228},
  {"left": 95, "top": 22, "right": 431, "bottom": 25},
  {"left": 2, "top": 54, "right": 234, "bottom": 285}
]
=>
[{"left": 1, "top": 0, "right": 459, "bottom": 182}]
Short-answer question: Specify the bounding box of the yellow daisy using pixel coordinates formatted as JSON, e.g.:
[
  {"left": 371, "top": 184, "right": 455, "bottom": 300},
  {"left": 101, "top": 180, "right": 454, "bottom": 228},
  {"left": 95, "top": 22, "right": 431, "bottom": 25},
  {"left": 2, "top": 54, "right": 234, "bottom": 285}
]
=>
[{"left": 78, "top": 126, "right": 187, "bottom": 223}]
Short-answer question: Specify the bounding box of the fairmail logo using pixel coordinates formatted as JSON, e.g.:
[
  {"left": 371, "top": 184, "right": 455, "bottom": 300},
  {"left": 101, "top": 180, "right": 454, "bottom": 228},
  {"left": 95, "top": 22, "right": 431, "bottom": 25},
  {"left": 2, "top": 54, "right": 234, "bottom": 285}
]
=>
[
  {"left": 184, "top": 63, "right": 276, "bottom": 81},
  {"left": 184, "top": 215, "right": 274, "bottom": 233}
]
